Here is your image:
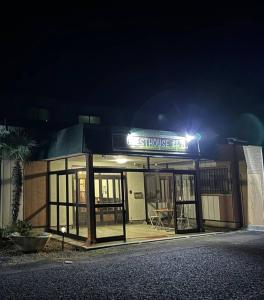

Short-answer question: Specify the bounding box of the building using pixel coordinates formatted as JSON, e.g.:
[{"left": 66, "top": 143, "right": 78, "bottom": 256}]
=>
[{"left": 1, "top": 124, "right": 264, "bottom": 244}]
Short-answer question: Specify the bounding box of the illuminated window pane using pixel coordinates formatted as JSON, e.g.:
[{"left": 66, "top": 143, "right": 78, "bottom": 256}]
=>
[
  {"left": 50, "top": 159, "right": 66, "bottom": 171},
  {"left": 67, "top": 155, "right": 86, "bottom": 169},
  {"left": 149, "top": 157, "right": 194, "bottom": 170},
  {"left": 93, "top": 155, "right": 147, "bottom": 169}
]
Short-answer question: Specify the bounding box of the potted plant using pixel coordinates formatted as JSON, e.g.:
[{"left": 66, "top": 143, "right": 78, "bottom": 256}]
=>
[{"left": 10, "top": 220, "right": 51, "bottom": 253}]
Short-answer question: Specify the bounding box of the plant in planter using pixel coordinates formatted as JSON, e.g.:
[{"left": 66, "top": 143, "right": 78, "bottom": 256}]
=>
[
  {"left": 0, "top": 128, "right": 36, "bottom": 224},
  {"left": 10, "top": 220, "right": 51, "bottom": 253},
  {"left": 0, "top": 129, "right": 51, "bottom": 253}
]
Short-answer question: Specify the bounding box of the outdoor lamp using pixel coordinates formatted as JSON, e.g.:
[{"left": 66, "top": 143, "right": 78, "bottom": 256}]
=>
[
  {"left": 185, "top": 134, "right": 195, "bottom": 143},
  {"left": 61, "top": 226, "right": 66, "bottom": 251},
  {"left": 185, "top": 133, "right": 201, "bottom": 155}
]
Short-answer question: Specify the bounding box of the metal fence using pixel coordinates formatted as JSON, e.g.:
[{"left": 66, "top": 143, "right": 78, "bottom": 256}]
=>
[{"left": 200, "top": 167, "right": 232, "bottom": 194}]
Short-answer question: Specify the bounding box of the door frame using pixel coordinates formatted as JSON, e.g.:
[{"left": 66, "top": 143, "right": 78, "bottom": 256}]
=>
[
  {"left": 143, "top": 170, "right": 201, "bottom": 234},
  {"left": 92, "top": 167, "right": 203, "bottom": 243},
  {"left": 173, "top": 171, "right": 201, "bottom": 234},
  {"left": 48, "top": 168, "right": 88, "bottom": 241},
  {"left": 93, "top": 170, "right": 126, "bottom": 243}
]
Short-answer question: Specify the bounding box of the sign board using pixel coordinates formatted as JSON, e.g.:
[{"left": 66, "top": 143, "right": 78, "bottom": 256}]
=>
[
  {"left": 134, "top": 192, "right": 144, "bottom": 199},
  {"left": 112, "top": 128, "right": 190, "bottom": 153}
]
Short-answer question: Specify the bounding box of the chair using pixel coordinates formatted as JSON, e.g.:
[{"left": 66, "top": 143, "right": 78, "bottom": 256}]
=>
[
  {"left": 177, "top": 205, "right": 191, "bottom": 230},
  {"left": 149, "top": 211, "right": 163, "bottom": 229}
]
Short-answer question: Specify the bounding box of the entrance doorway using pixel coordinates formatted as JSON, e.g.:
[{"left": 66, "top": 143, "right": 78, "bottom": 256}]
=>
[
  {"left": 145, "top": 172, "right": 199, "bottom": 234},
  {"left": 94, "top": 172, "right": 126, "bottom": 242},
  {"left": 93, "top": 170, "right": 200, "bottom": 242}
]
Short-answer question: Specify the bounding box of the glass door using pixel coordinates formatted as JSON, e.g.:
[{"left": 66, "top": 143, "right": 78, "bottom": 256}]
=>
[
  {"left": 94, "top": 172, "right": 126, "bottom": 242},
  {"left": 49, "top": 170, "right": 89, "bottom": 240},
  {"left": 145, "top": 173, "right": 175, "bottom": 229},
  {"left": 174, "top": 173, "right": 199, "bottom": 233}
]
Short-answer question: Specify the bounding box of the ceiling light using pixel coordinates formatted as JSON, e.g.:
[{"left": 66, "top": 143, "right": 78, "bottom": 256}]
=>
[{"left": 115, "top": 157, "right": 128, "bottom": 164}]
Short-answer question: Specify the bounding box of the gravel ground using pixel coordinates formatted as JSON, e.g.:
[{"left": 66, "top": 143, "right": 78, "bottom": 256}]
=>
[
  {"left": 0, "top": 231, "right": 264, "bottom": 299},
  {"left": 0, "top": 238, "right": 91, "bottom": 266}
]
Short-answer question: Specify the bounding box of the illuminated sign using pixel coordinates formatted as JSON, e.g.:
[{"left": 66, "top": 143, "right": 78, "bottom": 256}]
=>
[
  {"left": 126, "top": 134, "right": 188, "bottom": 152},
  {"left": 111, "top": 128, "right": 197, "bottom": 154}
]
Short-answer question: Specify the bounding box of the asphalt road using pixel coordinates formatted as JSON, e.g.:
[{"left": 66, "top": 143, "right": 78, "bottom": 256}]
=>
[{"left": 1, "top": 231, "right": 264, "bottom": 299}]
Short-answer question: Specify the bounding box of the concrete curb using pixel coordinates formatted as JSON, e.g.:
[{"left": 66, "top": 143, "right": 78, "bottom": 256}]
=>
[
  {"left": 51, "top": 231, "right": 229, "bottom": 252},
  {"left": 246, "top": 225, "right": 264, "bottom": 232}
]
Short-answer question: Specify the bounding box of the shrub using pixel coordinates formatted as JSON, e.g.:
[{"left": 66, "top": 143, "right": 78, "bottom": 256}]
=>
[
  {"left": 15, "top": 220, "right": 32, "bottom": 236},
  {"left": 0, "top": 228, "right": 5, "bottom": 239},
  {"left": 0, "top": 220, "right": 33, "bottom": 239},
  {"left": 0, "top": 226, "right": 14, "bottom": 239}
]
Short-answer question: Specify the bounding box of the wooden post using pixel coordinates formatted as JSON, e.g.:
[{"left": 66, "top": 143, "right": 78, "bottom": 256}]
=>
[{"left": 86, "top": 154, "right": 96, "bottom": 244}]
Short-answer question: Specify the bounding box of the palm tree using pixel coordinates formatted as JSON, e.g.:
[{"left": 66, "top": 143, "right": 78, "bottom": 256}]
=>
[{"left": 0, "top": 128, "right": 36, "bottom": 224}]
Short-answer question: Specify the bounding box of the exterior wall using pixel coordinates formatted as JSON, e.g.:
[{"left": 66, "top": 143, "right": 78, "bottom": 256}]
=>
[
  {"left": 241, "top": 146, "right": 264, "bottom": 230},
  {"left": 127, "top": 172, "right": 146, "bottom": 221},
  {"left": 202, "top": 194, "right": 239, "bottom": 228},
  {"left": 204, "top": 144, "right": 264, "bottom": 230},
  {"left": 200, "top": 144, "right": 241, "bottom": 229},
  {"left": 239, "top": 160, "right": 248, "bottom": 226},
  {"left": 24, "top": 161, "right": 48, "bottom": 228}
]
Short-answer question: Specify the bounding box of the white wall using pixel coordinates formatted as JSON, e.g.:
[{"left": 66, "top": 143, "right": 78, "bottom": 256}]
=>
[
  {"left": 202, "top": 195, "right": 220, "bottom": 221},
  {"left": 127, "top": 172, "right": 146, "bottom": 221},
  {"left": 243, "top": 146, "right": 264, "bottom": 228}
]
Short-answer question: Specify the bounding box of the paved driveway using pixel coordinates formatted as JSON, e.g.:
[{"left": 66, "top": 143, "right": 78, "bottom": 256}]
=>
[{"left": 1, "top": 231, "right": 264, "bottom": 299}]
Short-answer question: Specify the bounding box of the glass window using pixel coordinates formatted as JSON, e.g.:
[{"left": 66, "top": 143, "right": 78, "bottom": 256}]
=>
[
  {"left": 50, "top": 205, "right": 57, "bottom": 229},
  {"left": 95, "top": 207, "right": 124, "bottom": 238},
  {"left": 78, "top": 173, "right": 86, "bottom": 204},
  {"left": 174, "top": 174, "right": 195, "bottom": 201},
  {"left": 149, "top": 157, "right": 194, "bottom": 170},
  {"left": 59, "top": 206, "right": 67, "bottom": 228},
  {"left": 89, "top": 116, "right": 101, "bottom": 124},
  {"left": 94, "top": 173, "right": 122, "bottom": 204},
  {"left": 200, "top": 167, "right": 232, "bottom": 194},
  {"left": 27, "top": 107, "right": 49, "bottom": 122},
  {"left": 48, "top": 162, "right": 89, "bottom": 239},
  {"left": 93, "top": 155, "right": 148, "bottom": 169},
  {"left": 78, "top": 207, "right": 89, "bottom": 238},
  {"left": 68, "top": 174, "right": 75, "bottom": 203},
  {"left": 68, "top": 206, "right": 77, "bottom": 235},
  {"left": 49, "top": 175, "right": 57, "bottom": 202},
  {"left": 176, "top": 204, "right": 197, "bottom": 230},
  {"left": 67, "top": 155, "right": 86, "bottom": 169},
  {"left": 58, "top": 175, "right": 67, "bottom": 203},
  {"left": 102, "top": 179, "right": 108, "bottom": 198},
  {"left": 95, "top": 179, "right": 100, "bottom": 199},
  {"left": 78, "top": 115, "right": 101, "bottom": 125},
  {"left": 50, "top": 159, "right": 66, "bottom": 171}
]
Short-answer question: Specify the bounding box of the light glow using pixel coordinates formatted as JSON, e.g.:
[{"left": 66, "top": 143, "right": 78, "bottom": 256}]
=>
[
  {"left": 115, "top": 157, "right": 128, "bottom": 164},
  {"left": 185, "top": 134, "right": 195, "bottom": 143},
  {"left": 126, "top": 133, "right": 188, "bottom": 152}
]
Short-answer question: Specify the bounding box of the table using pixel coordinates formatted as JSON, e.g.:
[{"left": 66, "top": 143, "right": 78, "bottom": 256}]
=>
[{"left": 154, "top": 208, "right": 174, "bottom": 227}]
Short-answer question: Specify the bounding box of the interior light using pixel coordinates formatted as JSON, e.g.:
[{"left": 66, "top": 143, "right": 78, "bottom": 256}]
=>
[
  {"left": 115, "top": 157, "right": 128, "bottom": 164},
  {"left": 185, "top": 134, "right": 195, "bottom": 143}
]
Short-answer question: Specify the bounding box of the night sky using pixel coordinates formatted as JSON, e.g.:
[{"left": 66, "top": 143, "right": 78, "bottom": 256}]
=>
[{"left": 1, "top": 4, "right": 264, "bottom": 144}]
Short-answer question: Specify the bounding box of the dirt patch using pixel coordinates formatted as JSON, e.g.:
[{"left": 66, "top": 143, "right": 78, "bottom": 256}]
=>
[{"left": 0, "top": 238, "right": 85, "bottom": 266}]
